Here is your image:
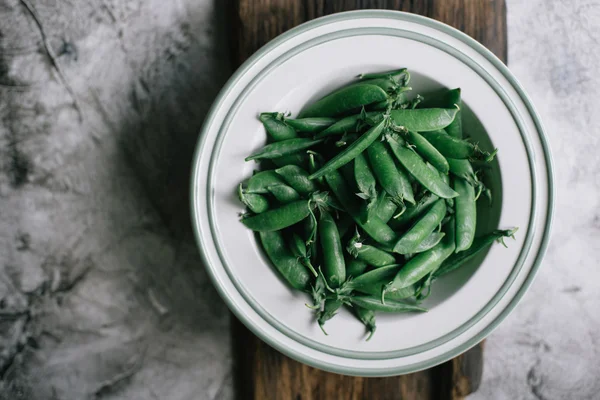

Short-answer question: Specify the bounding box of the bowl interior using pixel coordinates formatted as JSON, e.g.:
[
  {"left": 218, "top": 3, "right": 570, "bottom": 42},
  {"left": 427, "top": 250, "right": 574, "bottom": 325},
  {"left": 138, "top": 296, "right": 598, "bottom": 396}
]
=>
[{"left": 204, "top": 31, "right": 531, "bottom": 356}]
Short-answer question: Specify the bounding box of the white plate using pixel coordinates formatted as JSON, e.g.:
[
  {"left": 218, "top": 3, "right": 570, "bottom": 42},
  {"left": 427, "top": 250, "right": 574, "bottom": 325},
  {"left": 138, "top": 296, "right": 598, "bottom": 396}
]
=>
[{"left": 191, "top": 10, "right": 554, "bottom": 376}]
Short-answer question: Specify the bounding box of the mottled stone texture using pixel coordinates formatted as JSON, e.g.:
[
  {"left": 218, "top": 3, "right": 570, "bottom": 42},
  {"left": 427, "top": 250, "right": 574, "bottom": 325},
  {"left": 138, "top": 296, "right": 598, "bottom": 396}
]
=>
[
  {"left": 0, "top": 0, "right": 233, "bottom": 399},
  {"left": 0, "top": 0, "right": 598, "bottom": 399},
  {"left": 471, "top": 1, "right": 600, "bottom": 399}
]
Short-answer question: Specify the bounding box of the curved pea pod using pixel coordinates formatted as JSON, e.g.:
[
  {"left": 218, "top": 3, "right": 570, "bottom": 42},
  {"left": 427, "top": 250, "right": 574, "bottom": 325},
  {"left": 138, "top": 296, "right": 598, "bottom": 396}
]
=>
[
  {"left": 317, "top": 299, "right": 343, "bottom": 333},
  {"left": 285, "top": 117, "right": 337, "bottom": 133},
  {"left": 259, "top": 230, "right": 311, "bottom": 290},
  {"left": 385, "top": 133, "right": 458, "bottom": 199},
  {"left": 246, "top": 170, "right": 284, "bottom": 194},
  {"left": 433, "top": 228, "right": 518, "bottom": 279},
  {"left": 309, "top": 119, "right": 386, "bottom": 180},
  {"left": 412, "top": 231, "right": 445, "bottom": 254},
  {"left": 259, "top": 112, "right": 297, "bottom": 141},
  {"left": 384, "top": 232, "right": 455, "bottom": 298},
  {"left": 393, "top": 200, "right": 447, "bottom": 254},
  {"left": 299, "top": 84, "right": 388, "bottom": 118},
  {"left": 420, "top": 130, "right": 494, "bottom": 160},
  {"left": 387, "top": 108, "right": 458, "bottom": 132},
  {"left": 246, "top": 138, "right": 324, "bottom": 161},
  {"left": 438, "top": 170, "right": 454, "bottom": 209},
  {"left": 349, "top": 295, "right": 427, "bottom": 313},
  {"left": 238, "top": 184, "right": 269, "bottom": 213},
  {"left": 453, "top": 177, "right": 476, "bottom": 252},
  {"left": 359, "top": 68, "right": 408, "bottom": 81},
  {"left": 404, "top": 130, "right": 449, "bottom": 174},
  {"left": 345, "top": 256, "right": 368, "bottom": 278},
  {"left": 388, "top": 192, "right": 439, "bottom": 230},
  {"left": 324, "top": 169, "right": 397, "bottom": 247},
  {"left": 315, "top": 113, "right": 364, "bottom": 138},
  {"left": 267, "top": 184, "right": 301, "bottom": 204},
  {"left": 367, "top": 139, "right": 415, "bottom": 206},
  {"left": 274, "top": 165, "right": 317, "bottom": 195},
  {"left": 302, "top": 213, "right": 319, "bottom": 264},
  {"left": 419, "top": 88, "right": 462, "bottom": 138},
  {"left": 288, "top": 232, "right": 318, "bottom": 277},
  {"left": 447, "top": 158, "right": 478, "bottom": 184},
  {"left": 348, "top": 77, "right": 399, "bottom": 93},
  {"left": 374, "top": 192, "right": 398, "bottom": 223},
  {"left": 357, "top": 281, "right": 418, "bottom": 300},
  {"left": 351, "top": 306, "right": 377, "bottom": 341},
  {"left": 347, "top": 232, "right": 396, "bottom": 267},
  {"left": 341, "top": 264, "right": 401, "bottom": 294},
  {"left": 354, "top": 152, "right": 378, "bottom": 210},
  {"left": 241, "top": 192, "right": 326, "bottom": 231},
  {"left": 319, "top": 209, "right": 346, "bottom": 288}
]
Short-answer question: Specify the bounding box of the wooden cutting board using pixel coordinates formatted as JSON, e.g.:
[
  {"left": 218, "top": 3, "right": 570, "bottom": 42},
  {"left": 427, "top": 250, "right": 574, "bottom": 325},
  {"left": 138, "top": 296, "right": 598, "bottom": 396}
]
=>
[{"left": 228, "top": 1, "right": 506, "bottom": 399}]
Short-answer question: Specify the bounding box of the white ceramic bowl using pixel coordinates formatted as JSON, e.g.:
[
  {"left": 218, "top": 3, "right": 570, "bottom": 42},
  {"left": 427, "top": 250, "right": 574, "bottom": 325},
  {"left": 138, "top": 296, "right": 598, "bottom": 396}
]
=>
[{"left": 191, "top": 10, "right": 554, "bottom": 376}]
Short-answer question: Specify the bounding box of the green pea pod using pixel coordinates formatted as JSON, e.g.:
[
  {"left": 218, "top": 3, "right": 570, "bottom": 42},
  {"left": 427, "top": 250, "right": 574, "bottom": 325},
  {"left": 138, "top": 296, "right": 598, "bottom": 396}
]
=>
[
  {"left": 369, "top": 89, "right": 410, "bottom": 111},
  {"left": 384, "top": 232, "right": 455, "bottom": 298},
  {"left": 453, "top": 177, "right": 477, "bottom": 252},
  {"left": 246, "top": 138, "right": 324, "bottom": 161},
  {"left": 412, "top": 231, "right": 445, "bottom": 254},
  {"left": 302, "top": 214, "right": 319, "bottom": 265},
  {"left": 420, "top": 130, "right": 493, "bottom": 160},
  {"left": 318, "top": 299, "right": 343, "bottom": 333},
  {"left": 259, "top": 112, "right": 297, "bottom": 141},
  {"left": 374, "top": 192, "right": 398, "bottom": 223},
  {"left": 285, "top": 117, "right": 337, "bottom": 133},
  {"left": 388, "top": 192, "right": 439, "bottom": 230},
  {"left": 351, "top": 306, "right": 377, "bottom": 341},
  {"left": 259, "top": 230, "right": 311, "bottom": 290},
  {"left": 324, "top": 169, "right": 397, "bottom": 246},
  {"left": 357, "top": 282, "right": 417, "bottom": 300},
  {"left": 359, "top": 68, "right": 408, "bottom": 81},
  {"left": 288, "top": 233, "right": 318, "bottom": 277},
  {"left": 367, "top": 139, "right": 415, "bottom": 206},
  {"left": 238, "top": 184, "right": 269, "bottom": 213},
  {"left": 444, "top": 89, "right": 462, "bottom": 138},
  {"left": 347, "top": 231, "right": 396, "bottom": 267},
  {"left": 447, "top": 158, "right": 478, "bottom": 185},
  {"left": 387, "top": 108, "right": 458, "bottom": 132},
  {"left": 348, "top": 77, "right": 399, "bottom": 93},
  {"left": 246, "top": 170, "right": 284, "bottom": 194},
  {"left": 345, "top": 256, "right": 368, "bottom": 277},
  {"left": 309, "top": 119, "right": 386, "bottom": 180},
  {"left": 393, "top": 200, "right": 447, "bottom": 254},
  {"left": 404, "top": 130, "right": 449, "bottom": 174},
  {"left": 349, "top": 295, "right": 427, "bottom": 313},
  {"left": 267, "top": 184, "right": 301, "bottom": 204},
  {"left": 433, "top": 228, "right": 518, "bottom": 279},
  {"left": 275, "top": 165, "right": 317, "bottom": 195},
  {"left": 299, "top": 84, "right": 388, "bottom": 118},
  {"left": 439, "top": 170, "right": 454, "bottom": 208},
  {"left": 346, "top": 264, "right": 400, "bottom": 293},
  {"left": 319, "top": 209, "right": 346, "bottom": 288},
  {"left": 242, "top": 192, "right": 326, "bottom": 231},
  {"left": 385, "top": 133, "right": 458, "bottom": 199},
  {"left": 315, "top": 113, "right": 365, "bottom": 138},
  {"left": 354, "top": 152, "right": 378, "bottom": 210},
  {"left": 419, "top": 88, "right": 462, "bottom": 138}
]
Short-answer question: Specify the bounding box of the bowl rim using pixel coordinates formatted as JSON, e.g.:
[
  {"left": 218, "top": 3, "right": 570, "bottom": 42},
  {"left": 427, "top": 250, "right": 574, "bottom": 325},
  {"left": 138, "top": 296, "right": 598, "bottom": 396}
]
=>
[{"left": 190, "top": 10, "right": 555, "bottom": 376}]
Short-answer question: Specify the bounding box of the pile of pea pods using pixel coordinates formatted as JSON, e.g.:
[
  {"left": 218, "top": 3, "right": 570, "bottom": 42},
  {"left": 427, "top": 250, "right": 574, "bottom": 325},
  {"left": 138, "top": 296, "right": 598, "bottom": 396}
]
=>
[{"left": 239, "top": 69, "right": 517, "bottom": 340}]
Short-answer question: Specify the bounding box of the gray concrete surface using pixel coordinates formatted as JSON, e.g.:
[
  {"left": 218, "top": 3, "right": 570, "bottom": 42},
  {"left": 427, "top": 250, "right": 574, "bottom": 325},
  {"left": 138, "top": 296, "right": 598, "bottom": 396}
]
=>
[{"left": 0, "top": 0, "right": 598, "bottom": 399}]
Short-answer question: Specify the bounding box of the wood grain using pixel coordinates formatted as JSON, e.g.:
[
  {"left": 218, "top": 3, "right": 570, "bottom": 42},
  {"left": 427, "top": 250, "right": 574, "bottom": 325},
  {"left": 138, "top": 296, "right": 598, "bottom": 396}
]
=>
[{"left": 229, "top": 1, "right": 506, "bottom": 399}]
